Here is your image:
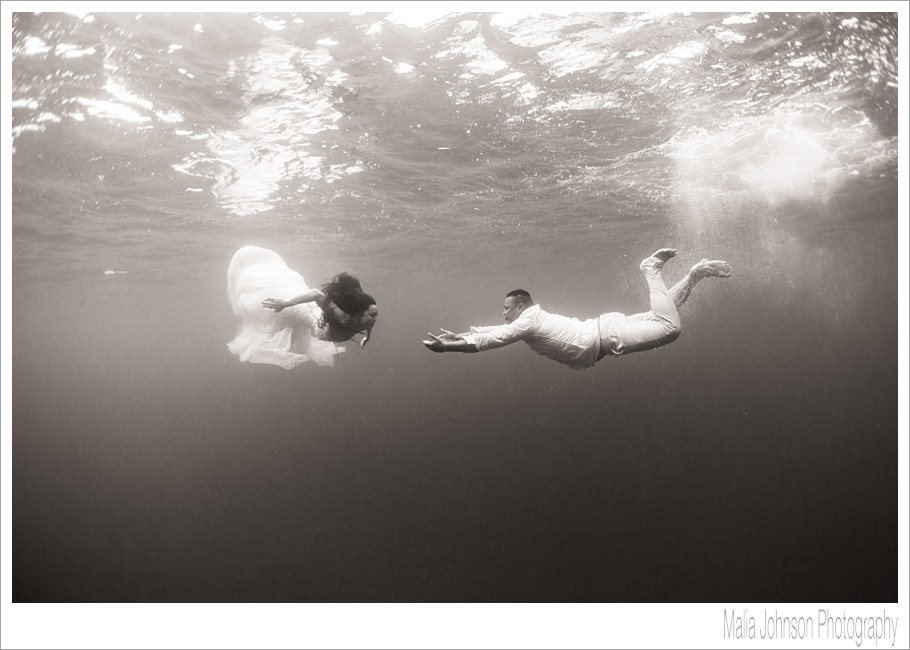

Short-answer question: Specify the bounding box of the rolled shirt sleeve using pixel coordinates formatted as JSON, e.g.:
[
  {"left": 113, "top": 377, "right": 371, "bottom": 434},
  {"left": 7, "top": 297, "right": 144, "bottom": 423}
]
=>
[{"left": 462, "top": 324, "right": 497, "bottom": 346}]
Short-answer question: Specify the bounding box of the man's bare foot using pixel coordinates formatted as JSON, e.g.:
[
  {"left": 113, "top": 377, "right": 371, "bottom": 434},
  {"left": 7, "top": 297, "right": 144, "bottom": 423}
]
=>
[
  {"left": 690, "top": 259, "right": 733, "bottom": 280},
  {"left": 640, "top": 248, "right": 678, "bottom": 272}
]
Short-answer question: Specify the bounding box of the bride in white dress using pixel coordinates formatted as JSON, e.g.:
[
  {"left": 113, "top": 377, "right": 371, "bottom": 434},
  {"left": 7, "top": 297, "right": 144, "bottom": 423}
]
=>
[{"left": 227, "top": 246, "right": 378, "bottom": 369}]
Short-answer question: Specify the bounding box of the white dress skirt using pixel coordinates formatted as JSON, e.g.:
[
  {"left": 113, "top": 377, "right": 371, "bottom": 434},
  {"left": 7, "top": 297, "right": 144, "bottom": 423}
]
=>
[{"left": 226, "top": 246, "right": 343, "bottom": 368}]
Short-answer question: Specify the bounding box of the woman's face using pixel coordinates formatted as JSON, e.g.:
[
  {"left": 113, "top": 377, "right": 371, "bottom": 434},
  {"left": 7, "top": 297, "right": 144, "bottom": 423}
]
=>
[{"left": 364, "top": 304, "right": 379, "bottom": 326}]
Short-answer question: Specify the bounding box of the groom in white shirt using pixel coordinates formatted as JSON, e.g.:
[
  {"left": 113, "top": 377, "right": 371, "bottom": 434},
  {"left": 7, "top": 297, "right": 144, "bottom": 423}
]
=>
[{"left": 423, "top": 249, "right": 732, "bottom": 369}]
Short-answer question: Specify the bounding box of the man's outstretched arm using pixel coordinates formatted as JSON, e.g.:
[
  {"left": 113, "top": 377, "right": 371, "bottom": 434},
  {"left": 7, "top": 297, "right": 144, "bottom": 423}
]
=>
[{"left": 424, "top": 316, "right": 533, "bottom": 353}]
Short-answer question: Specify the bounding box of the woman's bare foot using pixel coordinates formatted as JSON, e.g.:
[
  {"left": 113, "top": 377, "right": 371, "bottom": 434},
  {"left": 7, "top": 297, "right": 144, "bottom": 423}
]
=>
[
  {"left": 690, "top": 259, "right": 733, "bottom": 280},
  {"left": 640, "top": 248, "right": 678, "bottom": 272}
]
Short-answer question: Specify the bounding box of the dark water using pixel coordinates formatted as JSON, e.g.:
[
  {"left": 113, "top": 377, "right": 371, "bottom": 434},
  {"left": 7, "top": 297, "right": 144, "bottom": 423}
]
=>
[{"left": 8, "top": 8, "right": 899, "bottom": 616}]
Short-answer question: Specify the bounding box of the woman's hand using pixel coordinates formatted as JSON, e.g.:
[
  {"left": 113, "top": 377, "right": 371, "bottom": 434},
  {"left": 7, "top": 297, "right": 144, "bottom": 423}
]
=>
[
  {"left": 360, "top": 326, "right": 373, "bottom": 349},
  {"left": 261, "top": 297, "right": 288, "bottom": 312}
]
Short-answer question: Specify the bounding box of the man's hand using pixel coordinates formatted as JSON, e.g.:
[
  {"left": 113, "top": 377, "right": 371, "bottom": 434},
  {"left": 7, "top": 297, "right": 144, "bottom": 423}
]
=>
[{"left": 423, "top": 329, "right": 459, "bottom": 352}]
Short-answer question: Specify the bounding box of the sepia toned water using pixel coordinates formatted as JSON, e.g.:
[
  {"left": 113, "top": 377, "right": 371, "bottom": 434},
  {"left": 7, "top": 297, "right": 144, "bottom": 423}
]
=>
[{"left": 10, "top": 9, "right": 898, "bottom": 606}]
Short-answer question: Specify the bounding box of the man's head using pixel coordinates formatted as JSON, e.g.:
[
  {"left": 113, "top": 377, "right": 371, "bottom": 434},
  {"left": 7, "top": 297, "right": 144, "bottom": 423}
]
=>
[{"left": 503, "top": 289, "right": 533, "bottom": 323}]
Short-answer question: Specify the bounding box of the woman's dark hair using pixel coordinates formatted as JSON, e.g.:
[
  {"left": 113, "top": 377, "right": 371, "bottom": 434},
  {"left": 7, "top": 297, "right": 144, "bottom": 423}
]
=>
[{"left": 320, "top": 272, "right": 376, "bottom": 325}]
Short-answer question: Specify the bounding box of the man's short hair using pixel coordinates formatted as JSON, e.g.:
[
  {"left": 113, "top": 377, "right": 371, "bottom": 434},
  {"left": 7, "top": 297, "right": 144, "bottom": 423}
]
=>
[{"left": 506, "top": 289, "right": 533, "bottom": 304}]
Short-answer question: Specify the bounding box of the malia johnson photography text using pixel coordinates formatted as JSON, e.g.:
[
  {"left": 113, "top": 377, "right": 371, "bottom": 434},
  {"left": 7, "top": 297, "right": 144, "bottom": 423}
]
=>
[{"left": 724, "top": 609, "right": 899, "bottom": 647}]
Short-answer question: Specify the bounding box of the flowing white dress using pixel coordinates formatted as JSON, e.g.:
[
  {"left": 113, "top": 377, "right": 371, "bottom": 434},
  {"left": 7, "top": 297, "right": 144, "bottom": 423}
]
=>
[{"left": 227, "top": 246, "right": 342, "bottom": 368}]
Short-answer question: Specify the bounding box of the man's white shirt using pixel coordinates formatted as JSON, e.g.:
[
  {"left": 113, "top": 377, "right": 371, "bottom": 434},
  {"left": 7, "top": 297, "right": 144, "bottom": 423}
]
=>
[{"left": 462, "top": 304, "right": 600, "bottom": 370}]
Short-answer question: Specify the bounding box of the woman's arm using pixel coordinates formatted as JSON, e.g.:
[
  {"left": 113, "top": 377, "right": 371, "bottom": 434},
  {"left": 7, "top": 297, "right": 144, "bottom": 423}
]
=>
[{"left": 262, "top": 289, "right": 326, "bottom": 312}]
